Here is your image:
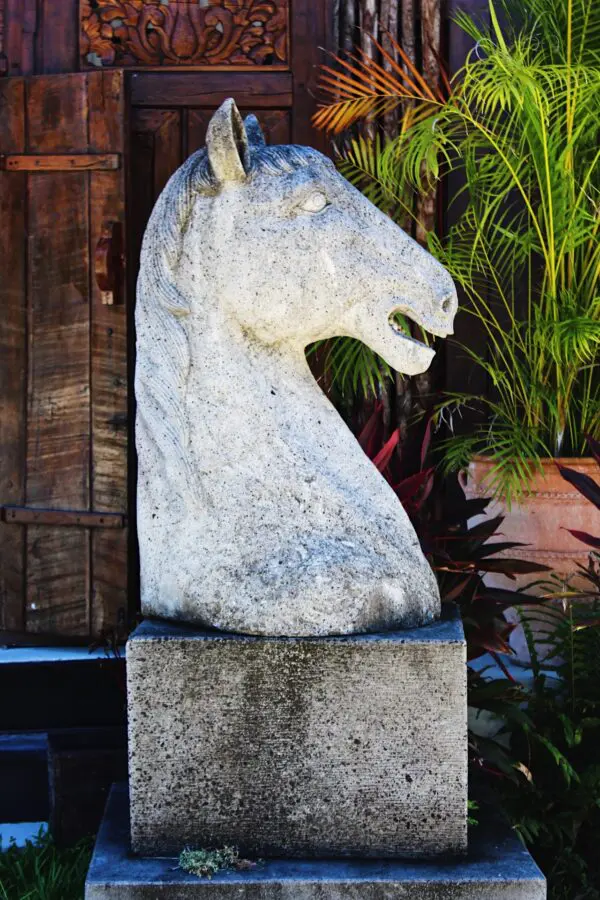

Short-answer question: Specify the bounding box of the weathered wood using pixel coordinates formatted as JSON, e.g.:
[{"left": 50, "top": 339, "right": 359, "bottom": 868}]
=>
[
  {"left": 26, "top": 73, "right": 88, "bottom": 150},
  {"left": 38, "top": 0, "right": 78, "bottom": 73},
  {"left": 290, "top": 0, "right": 332, "bottom": 152},
  {"left": 25, "top": 73, "right": 90, "bottom": 635},
  {"left": 130, "top": 71, "right": 293, "bottom": 108},
  {"left": 26, "top": 167, "right": 91, "bottom": 636},
  {"left": 89, "top": 70, "right": 128, "bottom": 637},
  {"left": 0, "top": 78, "right": 26, "bottom": 631},
  {"left": 94, "top": 221, "right": 125, "bottom": 306},
  {"left": 3, "top": 0, "right": 36, "bottom": 76},
  {"left": 80, "top": 0, "right": 289, "bottom": 69},
  {"left": 0, "top": 0, "right": 334, "bottom": 640},
  {"left": 1, "top": 153, "right": 120, "bottom": 171},
  {"left": 1, "top": 507, "right": 125, "bottom": 528},
  {"left": 0, "top": 71, "right": 131, "bottom": 639},
  {"left": 130, "top": 109, "right": 182, "bottom": 270}
]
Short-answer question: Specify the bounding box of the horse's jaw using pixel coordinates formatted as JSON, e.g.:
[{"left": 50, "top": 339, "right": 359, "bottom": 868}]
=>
[{"left": 342, "top": 299, "right": 441, "bottom": 377}]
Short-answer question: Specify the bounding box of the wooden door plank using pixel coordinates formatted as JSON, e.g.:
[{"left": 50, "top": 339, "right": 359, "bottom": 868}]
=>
[
  {"left": 23, "top": 72, "right": 95, "bottom": 636},
  {"left": 290, "top": 0, "right": 332, "bottom": 152},
  {"left": 89, "top": 70, "right": 128, "bottom": 636},
  {"left": 0, "top": 78, "right": 26, "bottom": 630},
  {"left": 26, "top": 73, "right": 89, "bottom": 152},
  {"left": 25, "top": 166, "right": 91, "bottom": 635},
  {"left": 130, "top": 109, "right": 181, "bottom": 271},
  {"left": 130, "top": 71, "right": 293, "bottom": 107},
  {"left": 4, "top": 0, "right": 37, "bottom": 76},
  {"left": 38, "top": 0, "right": 79, "bottom": 74}
]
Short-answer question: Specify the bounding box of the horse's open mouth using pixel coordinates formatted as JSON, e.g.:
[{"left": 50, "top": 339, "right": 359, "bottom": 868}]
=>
[{"left": 388, "top": 309, "right": 432, "bottom": 349}]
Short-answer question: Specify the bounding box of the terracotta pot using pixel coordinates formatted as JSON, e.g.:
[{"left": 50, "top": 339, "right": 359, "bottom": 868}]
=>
[
  {"left": 463, "top": 455, "right": 600, "bottom": 664},
  {"left": 464, "top": 455, "right": 600, "bottom": 583}
]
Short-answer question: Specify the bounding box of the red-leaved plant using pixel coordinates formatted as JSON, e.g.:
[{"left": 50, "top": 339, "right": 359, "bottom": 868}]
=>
[
  {"left": 356, "top": 404, "right": 550, "bottom": 774},
  {"left": 558, "top": 435, "right": 600, "bottom": 552}
]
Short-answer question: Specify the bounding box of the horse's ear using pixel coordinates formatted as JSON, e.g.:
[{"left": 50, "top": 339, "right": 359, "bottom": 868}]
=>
[
  {"left": 244, "top": 114, "right": 266, "bottom": 147},
  {"left": 206, "top": 98, "right": 250, "bottom": 185}
]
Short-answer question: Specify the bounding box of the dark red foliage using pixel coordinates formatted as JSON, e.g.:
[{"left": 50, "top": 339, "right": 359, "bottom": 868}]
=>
[
  {"left": 557, "top": 464, "right": 600, "bottom": 510},
  {"left": 356, "top": 404, "right": 549, "bottom": 666},
  {"left": 558, "top": 441, "right": 600, "bottom": 551}
]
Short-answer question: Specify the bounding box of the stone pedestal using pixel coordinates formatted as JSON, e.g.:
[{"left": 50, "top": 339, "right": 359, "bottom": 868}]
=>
[
  {"left": 127, "top": 608, "right": 467, "bottom": 858},
  {"left": 85, "top": 784, "right": 546, "bottom": 899}
]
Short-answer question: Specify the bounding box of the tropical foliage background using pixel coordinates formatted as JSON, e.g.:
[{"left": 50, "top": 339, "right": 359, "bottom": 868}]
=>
[
  {"left": 314, "top": 0, "right": 600, "bottom": 501},
  {"left": 313, "top": 3, "right": 600, "bottom": 898}
]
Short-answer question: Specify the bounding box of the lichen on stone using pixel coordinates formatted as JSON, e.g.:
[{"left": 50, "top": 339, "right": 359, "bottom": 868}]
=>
[{"left": 178, "top": 845, "right": 256, "bottom": 879}]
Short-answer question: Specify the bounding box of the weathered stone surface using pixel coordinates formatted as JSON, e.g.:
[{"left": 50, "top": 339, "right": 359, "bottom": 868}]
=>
[
  {"left": 135, "top": 98, "right": 458, "bottom": 636},
  {"left": 86, "top": 784, "right": 546, "bottom": 899},
  {"left": 127, "top": 610, "right": 467, "bottom": 858}
]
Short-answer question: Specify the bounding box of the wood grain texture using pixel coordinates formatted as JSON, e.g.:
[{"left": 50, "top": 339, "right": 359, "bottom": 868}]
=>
[
  {"left": 0, "top": 78, "right": 26, "bottom": 630},
  {"left": 38, "top": 0, "right": 79, "bottom": 73},
  {"left": 289, "top": 0, "right": 332, "bottom": 152},
  {"left": 130, "top": 71, "right": 292, "bottom": 107},
  {"left": 130, "top": 109, "right": 182, "bottom": 271},
  {"left": 26, "top": 169, "right": 91, "bottom": 634},
  {"left": 26, "top": 73, "right": 89, "bottom": 152},
  {"left": 89, "top": 70, "right": 128, "bottom": 637},
  {"left": 0, "top": 0, "right": 6, "bottom": 74},
  {"left": 3, "top": 0, "right": 37, "bottom": 76},
  {"left": 0, "top": 71, "right": 131, "bottom": 638}
]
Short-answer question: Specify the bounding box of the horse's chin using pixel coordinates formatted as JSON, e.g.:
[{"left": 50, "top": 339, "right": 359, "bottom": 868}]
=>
[
  {"left": 367, "top": 319, "right": 436, "bottom": 375},
  {"left": 381, "top": 338, "right": 436, "bottom": 377},
  {"left": 343, "top": 303, "right": 437, "bottom": 377}
]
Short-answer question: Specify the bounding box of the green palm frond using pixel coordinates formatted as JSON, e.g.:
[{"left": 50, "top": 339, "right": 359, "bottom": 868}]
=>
[
  {"left": 314, "top": 0, "right": 600, "bottom": 493},
  {"left": 311, "top": 334, "right": 395, "bottom": 400}
]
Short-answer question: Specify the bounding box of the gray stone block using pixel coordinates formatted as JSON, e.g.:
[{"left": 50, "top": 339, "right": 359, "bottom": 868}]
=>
[
  {"left": 127, "top": 608, "right": 467, "bottom": 858},
  {"left": 85, "top": 784, "right": 546, "bottom": 899}
]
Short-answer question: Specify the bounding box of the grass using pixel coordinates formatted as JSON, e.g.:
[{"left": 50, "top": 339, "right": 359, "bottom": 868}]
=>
[{"left": 0, "top": 829, "right": 92, "bottom": 900}]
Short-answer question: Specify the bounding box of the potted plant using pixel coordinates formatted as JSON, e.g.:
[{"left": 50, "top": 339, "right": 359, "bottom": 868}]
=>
[{"left": 314, "top": 0, "right": 600, "bottom": 583}]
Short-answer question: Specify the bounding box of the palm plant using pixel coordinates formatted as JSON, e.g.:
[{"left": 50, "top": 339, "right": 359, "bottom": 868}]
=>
[{"left": 314, "top": 0, "right": 600, "bottom": 502}]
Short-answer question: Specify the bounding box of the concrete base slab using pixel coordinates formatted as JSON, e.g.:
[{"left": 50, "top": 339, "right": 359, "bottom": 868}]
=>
[
  {"left": 127, "top": 609, "right": 467, "bottom": 858},
  {"left": 85, "top": 785, "right": 546, "bottom": 899}
]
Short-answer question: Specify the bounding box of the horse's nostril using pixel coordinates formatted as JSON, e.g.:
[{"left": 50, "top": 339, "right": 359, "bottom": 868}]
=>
[{"left": 441, "top": 295, "right": 453, "bottom": 313}]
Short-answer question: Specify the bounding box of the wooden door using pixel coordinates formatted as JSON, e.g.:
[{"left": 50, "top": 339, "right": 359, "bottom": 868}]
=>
[
  {"left": 0, "top": 70, "right": 129, "bottom": 640},
  {"left": 0, "top": 0, "right": 332, "bottom": 642}
]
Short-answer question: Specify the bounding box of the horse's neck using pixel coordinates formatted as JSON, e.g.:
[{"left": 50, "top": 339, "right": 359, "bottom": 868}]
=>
[{"left": 186, "top": 319, "right": 352, "bottom": 479}]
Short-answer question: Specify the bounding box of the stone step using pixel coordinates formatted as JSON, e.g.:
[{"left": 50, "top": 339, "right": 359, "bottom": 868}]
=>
[
  {"left": 0, "top": 731, "right": 49, "bottom": 823},
  {"left": 85, "top": 785, "right": 546, "bottom": 899}
]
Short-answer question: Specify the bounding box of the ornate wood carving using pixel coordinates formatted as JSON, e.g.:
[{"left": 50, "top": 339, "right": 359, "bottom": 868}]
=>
[{"left": 80, "top": 0, "right": 289, "bottom": 69}]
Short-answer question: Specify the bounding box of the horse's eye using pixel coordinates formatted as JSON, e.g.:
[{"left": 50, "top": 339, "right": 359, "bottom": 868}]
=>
[{"left": 298, "top": 191, "right": 329, "bottom": 214}]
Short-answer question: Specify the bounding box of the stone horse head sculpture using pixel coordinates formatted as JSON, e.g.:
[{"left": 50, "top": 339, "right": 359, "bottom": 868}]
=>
[{"left": 135, "top": 99, "right": 458, "bottom": 636}]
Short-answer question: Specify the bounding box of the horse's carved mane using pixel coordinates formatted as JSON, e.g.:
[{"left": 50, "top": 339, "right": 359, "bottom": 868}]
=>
[{"left": 135, "top": 141, "right": 318, "bottom": 508}]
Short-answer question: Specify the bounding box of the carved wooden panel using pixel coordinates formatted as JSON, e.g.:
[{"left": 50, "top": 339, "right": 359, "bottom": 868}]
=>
[{"left": 80, "top": 0, "right": 289, "bottom": 69}]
